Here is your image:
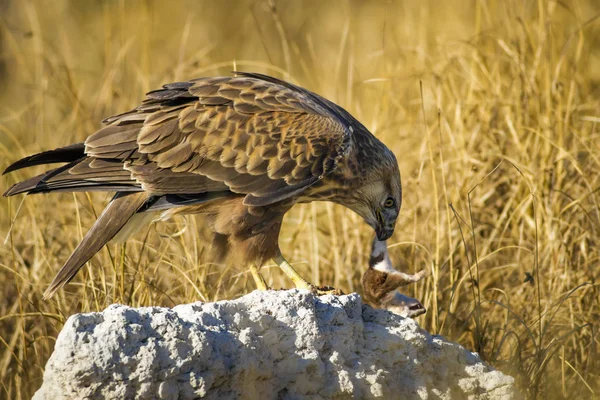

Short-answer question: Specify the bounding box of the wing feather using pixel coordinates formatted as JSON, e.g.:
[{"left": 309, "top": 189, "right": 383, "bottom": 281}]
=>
[
  {"left": 131, "top": 75, "right": 352, "bottom": 205},
  {"left": 8, "top": 74, "right": 353, "bottom": 205}
]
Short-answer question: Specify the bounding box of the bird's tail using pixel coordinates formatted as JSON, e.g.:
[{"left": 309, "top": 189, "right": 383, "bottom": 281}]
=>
[
  {"left": 3, "top": 143, "right": 86, "bottom": 175},
  {"left": 43, "top": 191, "right": 149, "bottom": 299},
  {"left": 3, "top": 143, "right": 141, "bottom": 196}
]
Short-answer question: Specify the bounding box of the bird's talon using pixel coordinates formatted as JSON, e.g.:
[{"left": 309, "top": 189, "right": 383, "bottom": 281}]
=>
[{"left": 310, "top": 284, "right": 344, "bottom": 296}]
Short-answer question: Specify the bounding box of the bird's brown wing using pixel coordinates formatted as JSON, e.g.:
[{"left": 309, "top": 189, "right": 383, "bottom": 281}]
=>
[{"left": 86, "top": 73, "right": 353, "bottom": 206}]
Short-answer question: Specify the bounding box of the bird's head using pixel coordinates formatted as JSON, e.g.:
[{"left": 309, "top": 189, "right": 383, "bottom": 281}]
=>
[{"left": 347, "top": 155, "right": 402, "bottom": 241}]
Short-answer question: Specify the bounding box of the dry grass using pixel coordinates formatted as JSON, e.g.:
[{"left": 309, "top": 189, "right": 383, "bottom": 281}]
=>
[{"left": 1, "top": 0, "right": 599, "bottom": 398}]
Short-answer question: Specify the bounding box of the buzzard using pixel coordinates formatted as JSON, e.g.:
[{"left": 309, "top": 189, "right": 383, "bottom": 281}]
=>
[{"left": 3, "top": 73, "right": 402, "bottom": 298}]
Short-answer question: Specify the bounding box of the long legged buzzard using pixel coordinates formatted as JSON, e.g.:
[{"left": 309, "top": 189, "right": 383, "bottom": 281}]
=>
[{"left": 3, "top": 72, "right": 402, "bottom": 298}]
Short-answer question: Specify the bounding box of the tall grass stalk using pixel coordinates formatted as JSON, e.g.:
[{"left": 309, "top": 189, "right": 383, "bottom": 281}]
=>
[{"left": 0, "top": 0, "right": 598, "bottom": 398}]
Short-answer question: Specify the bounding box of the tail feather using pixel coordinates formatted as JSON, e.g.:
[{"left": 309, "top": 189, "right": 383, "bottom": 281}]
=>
[
  {"left": 3, "top": 161, "right": 81, "bottom": 196},
  {"left": 3, "top": 143, "right": 86, "bottom": 174},
  {"left": 3, "top": 171, "right": 58, "bottom": 196},
  {"left": 3, "top": 157, "right": 140, "bottom": 197},
  {"left": 42, "top": 192, "right": 149, "bottom": 299}
]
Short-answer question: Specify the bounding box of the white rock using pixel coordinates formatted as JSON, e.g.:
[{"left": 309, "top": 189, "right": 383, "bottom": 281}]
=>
[{"left": 33, "top": 290, "right": 520, "bottom": 400}]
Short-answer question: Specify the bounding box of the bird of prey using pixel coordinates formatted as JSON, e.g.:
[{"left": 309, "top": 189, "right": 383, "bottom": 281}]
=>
[{"left": 3, "top": 72, "right": 402, "bottom": 299}]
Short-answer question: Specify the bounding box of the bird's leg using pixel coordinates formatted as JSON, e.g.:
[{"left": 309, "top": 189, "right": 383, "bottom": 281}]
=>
[
  {"left": 249, "top": 264, "right": 269, "bottom": 291},
  {"left": 273, "top": 251, "right": 312, "bottom": 290},
  {"left": 273, "top": 249, "right": 343, "bottom": 296}
]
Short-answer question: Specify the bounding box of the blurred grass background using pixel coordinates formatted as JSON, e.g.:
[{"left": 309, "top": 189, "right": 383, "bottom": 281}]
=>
[{"left": 1, "top": 0, "right": 599, "bottom": 398}]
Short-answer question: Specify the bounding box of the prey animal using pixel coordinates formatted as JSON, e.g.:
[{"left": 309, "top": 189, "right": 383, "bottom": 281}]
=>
[
  {"left": 3, "top": 72, "right": 402, "bottom": 299},
  {"left": 362, "top": 238, "right": 427, "bottom": 317}
]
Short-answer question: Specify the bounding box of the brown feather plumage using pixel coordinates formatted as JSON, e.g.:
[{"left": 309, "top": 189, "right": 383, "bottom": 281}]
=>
[{"left": 3, "top": 72, "right": 402, "bottom": 297}]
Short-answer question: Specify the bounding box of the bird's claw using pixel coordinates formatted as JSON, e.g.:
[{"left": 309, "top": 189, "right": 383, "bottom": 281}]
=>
[{"left": 310, "top": 284, "right": 344, "bottom": 296}]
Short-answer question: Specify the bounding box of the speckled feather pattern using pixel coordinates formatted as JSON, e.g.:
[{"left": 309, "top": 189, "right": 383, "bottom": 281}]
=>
[
  {"left": 7, "top": 73, "right": 396, "bottom": 207},
  {"left": 83, "top": 73, "right": 364, "bottom": 206},
  {"left": 3, "top": 73, "right": 401, "bottom": 297}
]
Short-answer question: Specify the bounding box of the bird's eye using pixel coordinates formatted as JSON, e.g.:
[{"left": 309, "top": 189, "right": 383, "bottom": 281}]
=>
[{"left": 384, "top": 198, "right": 395, "bottom": 208}]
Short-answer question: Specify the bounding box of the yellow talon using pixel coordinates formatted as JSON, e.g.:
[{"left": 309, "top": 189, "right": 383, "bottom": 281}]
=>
[
  {"left": 273, "top": 250, "right": 344, "bottom": 296},
  {"left": 249, "top": 264, "right": 269, "bottom": 291}
]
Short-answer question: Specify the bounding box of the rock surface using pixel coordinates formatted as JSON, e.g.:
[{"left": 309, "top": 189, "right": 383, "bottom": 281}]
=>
[{"left": 34, "top": 290, "right": 519, "bottom": 399}]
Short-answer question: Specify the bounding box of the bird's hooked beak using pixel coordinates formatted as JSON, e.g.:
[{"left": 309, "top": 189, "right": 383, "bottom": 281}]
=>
[{"left": 375, "top": 209, "right": 395, "bottom": 241}]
